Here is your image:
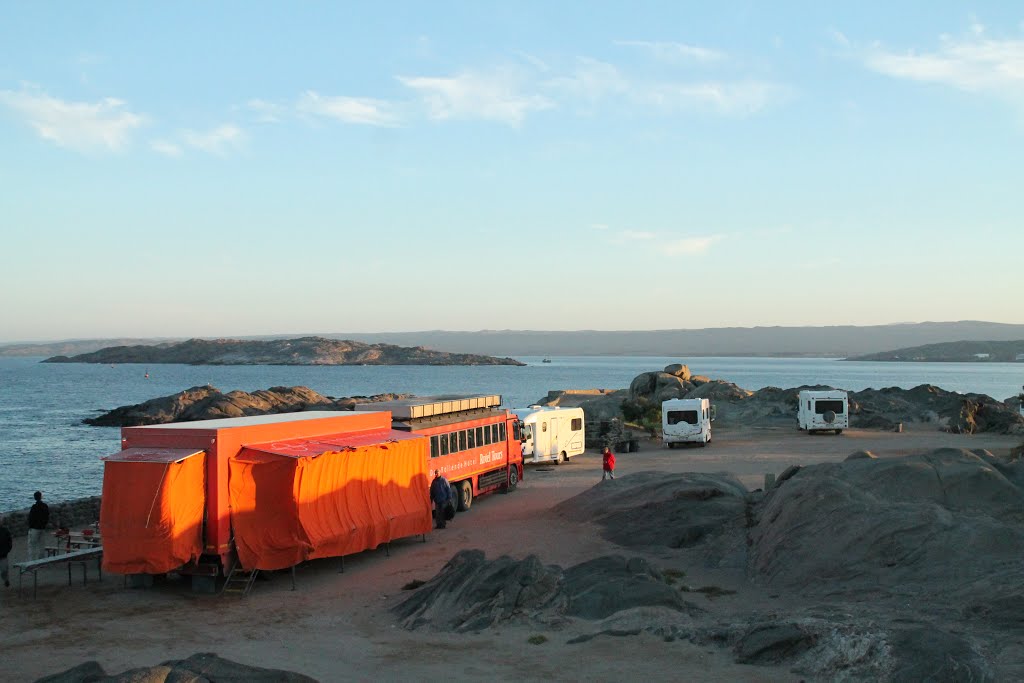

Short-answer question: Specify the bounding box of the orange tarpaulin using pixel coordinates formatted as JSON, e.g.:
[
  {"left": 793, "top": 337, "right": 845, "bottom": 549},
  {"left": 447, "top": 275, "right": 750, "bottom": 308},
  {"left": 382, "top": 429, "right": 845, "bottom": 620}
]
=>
[
  {"left": 229, "top": 430, "right": 431, "bottom": 570},
  {"left": 99, "top": 448, "right": 206, "bottom": 574}
]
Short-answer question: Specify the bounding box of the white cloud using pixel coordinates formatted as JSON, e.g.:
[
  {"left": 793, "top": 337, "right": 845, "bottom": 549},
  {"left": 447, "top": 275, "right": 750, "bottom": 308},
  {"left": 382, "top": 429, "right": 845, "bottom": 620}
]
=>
[
  {"left": 662, "top": 236, "right": 721, "bottom": 255},
  {"left": 150, "top": 139, "right": 183, "bottom": 157},
  {"left": 397, "top": 68, "right": 553, "bottom": 125},
  {"left": 181, "top": 124, "right": 245, "bottom": 155},
  {"left": 621, "top": 229, "right": 656, "bottom": 241},
  {"left": 245, "top": 98, "right": 286, "bottom": 123},
  {"left": 616, "top": 40, "right": 725, "bottom": 63},
  {"left": 862, "top": 30, "right": 1024, "bottom": 100},
  {"left": 0, "top": 88, "right": 144, "bottom": 151},
  {"left": 297, "top": 91, "right": 399, "bottom": 126},
  {"left": 548, "top": 58, "right": 629, "bottom": 101},
  {"left": 548, "top": 58, "right": 784, "bottom": 116},
  {"left": 590, "top": 223, "right": 610, "bottom": 231}
]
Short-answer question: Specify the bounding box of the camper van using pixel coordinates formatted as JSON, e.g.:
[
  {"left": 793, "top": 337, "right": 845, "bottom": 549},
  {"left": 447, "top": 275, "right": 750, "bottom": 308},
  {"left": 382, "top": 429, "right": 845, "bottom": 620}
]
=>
[
  {"left": 661, "top": 398, "right": 714, "bottom": 448},
  {"left": 797, "top": 389, "right": 849, "bottom": 434},
  {"left": 509, "top": 406, "right": 585, "bottom": 464}
]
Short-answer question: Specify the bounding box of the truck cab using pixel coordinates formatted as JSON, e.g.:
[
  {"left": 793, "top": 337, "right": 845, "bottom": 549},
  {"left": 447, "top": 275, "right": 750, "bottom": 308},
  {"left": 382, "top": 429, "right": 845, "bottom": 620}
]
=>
[{"left": 661, "top": 398, "right": 714, "bottom": 448}]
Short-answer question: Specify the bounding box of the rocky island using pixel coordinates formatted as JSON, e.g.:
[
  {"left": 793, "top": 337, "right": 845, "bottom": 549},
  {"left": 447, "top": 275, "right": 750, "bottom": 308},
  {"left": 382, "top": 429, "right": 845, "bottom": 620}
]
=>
[
  {"left": 44, "top": 336, "right": 526, "bottom": 366},
  {"left": 847, "top": 339, "right": 1024, "bottom": 362}
]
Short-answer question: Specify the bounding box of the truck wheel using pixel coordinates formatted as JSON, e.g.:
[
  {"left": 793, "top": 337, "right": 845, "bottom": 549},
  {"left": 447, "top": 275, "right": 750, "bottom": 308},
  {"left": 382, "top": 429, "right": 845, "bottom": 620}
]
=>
[
  {"left": 834, "top": 429, "right": 843, "bottom": 435},
  {"left": 507, "top": 467, "right": 519, "bottom": 491},
  {"left": 457, "top": 481, "right": 473, "bottom": 511},
  {"left": 449, "top": 483, "right": 459, "bottom": 510}
]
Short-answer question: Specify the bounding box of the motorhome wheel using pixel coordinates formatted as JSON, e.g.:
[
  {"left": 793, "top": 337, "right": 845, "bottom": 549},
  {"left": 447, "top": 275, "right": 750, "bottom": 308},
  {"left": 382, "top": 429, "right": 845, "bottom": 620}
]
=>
[{"left": 560, "top": 450, "right": 568, "bottom": 463}]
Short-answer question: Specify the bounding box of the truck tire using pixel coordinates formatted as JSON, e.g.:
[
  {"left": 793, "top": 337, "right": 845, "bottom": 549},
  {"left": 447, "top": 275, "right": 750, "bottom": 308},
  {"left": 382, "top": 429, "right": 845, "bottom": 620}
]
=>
[
  {"left": 506, "top": 466, "right": 519, "bottom": 491},
  {"left": 834, "top": 429, "right": 843, "bottom": 435},
  {"left": 449, "top": 483, "right": 459, "bottom": 511},
  {"left": 457, "top": 481, "right": 473, "bottom": 512}
]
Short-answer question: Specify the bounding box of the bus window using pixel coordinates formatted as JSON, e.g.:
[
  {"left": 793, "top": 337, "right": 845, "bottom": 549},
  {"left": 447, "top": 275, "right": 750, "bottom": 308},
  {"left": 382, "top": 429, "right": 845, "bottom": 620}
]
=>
[
  {"left": 491, "top": 424, "right": 499, "bottom": 442},
  {"left": 430, "top": 436, "right": 439, "bottom": 458},
  {"left": 449, "top": 432, "right": 459, "bottom": 453},
  {"left": 467, "top": 428, "right": 475, "bottom": 449},
  {"left": 571, "top": 418, "right": 582, "bottom": 431},
  {"left": 499, "top": 423, "right": 506, "bottom": 442},
  {"left": 484, "top": 426, "right": 492, "bottom": 445},
  {"left": 440, "top": 435, "right": 449, "bottom": 456},
  {"left": 459, "top": 430, "right": 467, "bottom": 451},
  {"left": 475, "top": 427, "right": 484, "bottom": 445}
]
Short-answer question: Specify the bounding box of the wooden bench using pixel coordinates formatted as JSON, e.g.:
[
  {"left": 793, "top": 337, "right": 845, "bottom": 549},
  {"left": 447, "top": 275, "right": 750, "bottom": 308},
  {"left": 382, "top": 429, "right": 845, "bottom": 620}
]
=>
[{"left": 13, "top": 547, "right": 104, "bottom": 598}]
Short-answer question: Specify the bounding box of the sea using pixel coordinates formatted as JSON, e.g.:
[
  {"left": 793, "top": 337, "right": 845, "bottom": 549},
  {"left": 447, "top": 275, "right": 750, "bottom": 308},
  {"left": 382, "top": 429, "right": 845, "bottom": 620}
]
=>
[{"left": 1, "top": 355, "right": 1021, "bottom": 512}]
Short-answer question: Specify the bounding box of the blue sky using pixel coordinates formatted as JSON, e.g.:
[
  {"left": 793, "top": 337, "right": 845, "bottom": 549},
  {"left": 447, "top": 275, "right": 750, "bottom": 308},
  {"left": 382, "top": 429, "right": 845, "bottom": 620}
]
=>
[{"left": 1, "top": 2, "right": 1022, "bottom": 341}]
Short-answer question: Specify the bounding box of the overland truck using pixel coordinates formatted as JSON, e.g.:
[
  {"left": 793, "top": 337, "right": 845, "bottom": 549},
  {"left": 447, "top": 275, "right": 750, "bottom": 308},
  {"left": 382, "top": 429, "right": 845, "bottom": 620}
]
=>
[
  {"left": 797, "top": 389, "right": 849, "bottom": 434},
  {"left": 661, "top": 398, "right": 715, "bottom": 447},
  {"left": 509, "top": 405, "right": 586, "bottom": 464}
]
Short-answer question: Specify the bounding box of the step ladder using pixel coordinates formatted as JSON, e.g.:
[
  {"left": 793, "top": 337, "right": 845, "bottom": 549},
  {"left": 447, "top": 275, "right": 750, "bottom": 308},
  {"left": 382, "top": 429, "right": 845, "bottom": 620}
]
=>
[{"left": 221, "top": 562, "right": 259, "bottom": 597}]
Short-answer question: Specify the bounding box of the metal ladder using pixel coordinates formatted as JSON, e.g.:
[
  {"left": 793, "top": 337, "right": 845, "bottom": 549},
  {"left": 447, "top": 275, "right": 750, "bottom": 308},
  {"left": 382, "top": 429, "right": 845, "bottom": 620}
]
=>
[{"left": 221, "top": 561, "right": 259, "bottom": 597}]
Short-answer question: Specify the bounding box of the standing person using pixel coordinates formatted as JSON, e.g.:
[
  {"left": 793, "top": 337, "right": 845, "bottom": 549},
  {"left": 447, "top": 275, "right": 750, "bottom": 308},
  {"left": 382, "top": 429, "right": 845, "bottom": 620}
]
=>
[
  {"left": 0, "top": 515, "right": 12, "bottom": 587},
  {"left": 429, "top": 470, "right": 452, "bottom": 529},
  {"left": 27, "top": 491, "right": 49, "bottom": 561},
  {"left": 602, "top": 447, "right": 616, "bottom": 481}
]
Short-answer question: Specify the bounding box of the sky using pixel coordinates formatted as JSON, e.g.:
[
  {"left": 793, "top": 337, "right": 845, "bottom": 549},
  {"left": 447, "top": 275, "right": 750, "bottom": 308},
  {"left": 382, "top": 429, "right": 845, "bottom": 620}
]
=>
[{"left": 1, "top": 2, "right": 1022, "bottom": 342}]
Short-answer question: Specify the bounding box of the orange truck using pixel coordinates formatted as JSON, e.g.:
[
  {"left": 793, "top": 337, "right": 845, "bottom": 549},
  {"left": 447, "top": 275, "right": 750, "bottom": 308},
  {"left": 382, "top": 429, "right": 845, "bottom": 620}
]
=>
[{"left": 99, "top": 395, "right": 523, "bottom": 591}]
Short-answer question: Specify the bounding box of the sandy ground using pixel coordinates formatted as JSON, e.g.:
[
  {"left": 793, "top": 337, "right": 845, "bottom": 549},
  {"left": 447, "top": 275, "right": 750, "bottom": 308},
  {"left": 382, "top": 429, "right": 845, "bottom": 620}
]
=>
[{"left": 2, "top": 426, "right": 1020, "bottom": 682}]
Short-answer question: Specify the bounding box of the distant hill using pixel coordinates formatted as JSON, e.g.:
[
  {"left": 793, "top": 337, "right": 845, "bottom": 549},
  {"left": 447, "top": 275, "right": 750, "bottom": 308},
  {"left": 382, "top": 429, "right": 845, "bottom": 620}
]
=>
[
  {"left": 42, "top": 337, "right": 525, "bottom": 366},
  {"left": 6, "top": 320, "right": 1024, "bottom": 358},
  {"left": 847, "top": 340, "right": 1024, "bottom": 362}
]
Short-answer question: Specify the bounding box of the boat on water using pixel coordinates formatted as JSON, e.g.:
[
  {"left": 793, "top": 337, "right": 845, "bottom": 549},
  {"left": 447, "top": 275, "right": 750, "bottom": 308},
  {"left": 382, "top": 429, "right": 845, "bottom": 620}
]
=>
[{"left": 541, "top": 358, "right": 552, "bottom": 364}]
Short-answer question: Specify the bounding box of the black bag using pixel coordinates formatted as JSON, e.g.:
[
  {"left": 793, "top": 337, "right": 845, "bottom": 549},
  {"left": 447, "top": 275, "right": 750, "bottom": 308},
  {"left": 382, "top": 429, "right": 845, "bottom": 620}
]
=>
[{"left": 445, "top": 500, "right": 455, "bottom": 520}]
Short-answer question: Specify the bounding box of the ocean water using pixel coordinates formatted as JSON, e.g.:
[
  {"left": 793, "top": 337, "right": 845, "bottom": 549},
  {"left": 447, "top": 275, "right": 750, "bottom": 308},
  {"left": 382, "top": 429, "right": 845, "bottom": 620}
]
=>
[{"left": 1, "top": 355, "right": 1021, "bottom": 511}]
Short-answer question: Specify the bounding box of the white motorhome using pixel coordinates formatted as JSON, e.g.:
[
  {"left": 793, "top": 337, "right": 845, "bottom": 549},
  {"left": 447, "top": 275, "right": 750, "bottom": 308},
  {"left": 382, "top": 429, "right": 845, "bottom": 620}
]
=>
[
  {"left": 797, "top": 389, "right": 849, "bottom": 434},
  {"left": 509, "top": 406, "right": 585, "bottom": 464},
  {"left": 662, "top": 398, "right": 714, "bottom": 448}
]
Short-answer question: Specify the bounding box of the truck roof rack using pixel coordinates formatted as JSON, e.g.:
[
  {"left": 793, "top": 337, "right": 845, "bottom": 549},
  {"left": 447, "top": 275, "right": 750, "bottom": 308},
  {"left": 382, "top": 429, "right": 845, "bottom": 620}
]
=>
[{"left": 353, "top": 394, "right": 502, "bottom": 420}]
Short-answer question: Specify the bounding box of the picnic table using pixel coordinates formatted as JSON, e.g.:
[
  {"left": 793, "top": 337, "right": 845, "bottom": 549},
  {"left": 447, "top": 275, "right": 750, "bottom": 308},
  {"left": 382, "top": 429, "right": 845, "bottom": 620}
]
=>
[
  {"left": 47, "top": 530, "right": 101, "bottom": 556},
  {"left": 13, "top": 547, "right": 104, "bottom": 598}
]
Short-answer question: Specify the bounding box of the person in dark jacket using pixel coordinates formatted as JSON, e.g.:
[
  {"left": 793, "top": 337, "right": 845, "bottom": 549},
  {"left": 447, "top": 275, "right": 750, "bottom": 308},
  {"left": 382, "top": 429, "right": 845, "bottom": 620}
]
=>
[
  {"left": 429, "top": 470, "right": 452, "bottom": 529},
  {"left": 602, "top": 447, "right": 616, "bottom": 480},
  {"left": 0, "top": 514, "right": 13, "bottom": 587},
  {"left": 27, "top": 491, "right": 50, "bottom": 561}
]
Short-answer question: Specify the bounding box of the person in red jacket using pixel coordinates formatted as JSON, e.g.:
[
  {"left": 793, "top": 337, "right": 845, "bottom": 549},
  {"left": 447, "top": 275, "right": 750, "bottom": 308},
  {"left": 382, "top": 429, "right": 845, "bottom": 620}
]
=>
[{"left": 602, "top": 447, "right": 616, "bottom": 480}]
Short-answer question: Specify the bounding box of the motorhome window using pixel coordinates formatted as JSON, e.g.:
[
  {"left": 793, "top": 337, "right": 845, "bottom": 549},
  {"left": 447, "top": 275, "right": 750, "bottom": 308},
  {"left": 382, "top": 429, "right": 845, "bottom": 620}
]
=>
[
  {"left": 491, "top": 424, "right": 499, "bottom": 442},
  {"left": 475, "top": 427, "right": 484, "bottom": 444},
  {"left": 439, "top": 435, "right": 449, "bottom": 456},
  {"left": 484, "top": 426, "right": 492, "bottom": 445},
  {"left": 467, "top": 429, "right": 476, "bottom": 449},
  {"left": 667, "top": 410, "right": 699, "bottom": 425},
  {"left": 430, "top": 436, "right": 439, "bottom": 458},
  {"left": 499, "top": 423, "right": 506, "bottom": 442},
  {"left": 459, "top": 430, "right": 467, "bottom": 451},
  {"left": 815, "top": 400, "right": 845, "bottom": 414},
  {"left": 571, "top": 418, "right": 582, "bottom": 431},
  {"left": 449, "top": 433, "right": 459, "bottom": 453}
]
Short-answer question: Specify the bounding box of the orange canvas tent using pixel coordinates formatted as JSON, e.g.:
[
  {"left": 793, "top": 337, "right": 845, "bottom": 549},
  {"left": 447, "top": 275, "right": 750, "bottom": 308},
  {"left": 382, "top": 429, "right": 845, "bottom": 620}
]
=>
[
  {"left": 229, "top": 430, "right": 431, "bottom": 571},
  {"left": 99, "top": 448, "right": 206, "bottom": 574}
]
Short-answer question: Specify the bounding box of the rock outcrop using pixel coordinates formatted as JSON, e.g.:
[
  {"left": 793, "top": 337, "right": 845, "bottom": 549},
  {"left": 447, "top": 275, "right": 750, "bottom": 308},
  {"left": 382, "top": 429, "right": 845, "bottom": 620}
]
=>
[
  {"left": 36, "top": 652, "right": 317, "bottom": 682},
  {"left": 543, "top": 363, "right": 1024, "bottom": 435},
  {"left": 45, "top": 336, "right": 526, "bottom": 366},
  {"left": 84, "top": 385, "right": 411, "bottom": 427}
]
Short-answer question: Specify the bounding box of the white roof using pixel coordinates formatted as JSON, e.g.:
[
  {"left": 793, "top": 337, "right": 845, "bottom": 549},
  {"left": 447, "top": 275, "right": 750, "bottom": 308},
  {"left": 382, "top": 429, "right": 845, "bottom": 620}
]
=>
[{"left": 129, "top": 410, "right": 386, "bottom": 430}]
